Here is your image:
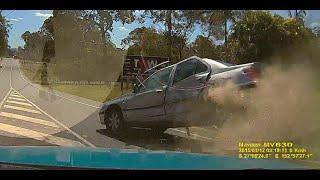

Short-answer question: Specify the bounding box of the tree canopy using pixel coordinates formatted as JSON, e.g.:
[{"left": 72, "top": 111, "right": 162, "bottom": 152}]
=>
[
  {"left": 230, "top": 11, "right": 315, "bottom": 63},
  {"left": 16, "top": 10, "right": 318, "bottom": 81},
  {"left": 0, "top": 11, "right": 10, "bottom": 56}
]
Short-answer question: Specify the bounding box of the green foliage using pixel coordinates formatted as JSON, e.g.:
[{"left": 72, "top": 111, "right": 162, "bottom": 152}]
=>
[
  {"left": 123, "top": 27, "right": 169, "bottom": 57},
  {"left": 312, "top": 26, "right": 320, "bottom": 37},
  {"left": 0, "top": 11, "right": 10, "bottom": 56},
  {"left": 230, "top": 11, "right": 315, "bottom": 64},
  {"left": 18, "top": 10, "right": 318, "bottom": 81},
  {"left": 20, "top": 31, "right": 46, "bottom": 60},
  {"left": 19, "top": 10, "right": 128, "bottom": 82},
  {"left": 189, "top": 35, "right": 219, "bottom": 59},
  {"left": 287, "top": 10, "right": 307, "bottom": 24},
  {"left": 82, "top": 10, "right": 135, "bottom": 46},
  {"left": 198, "top": 10, "right": 244, "bottom": 46},
  {"left": 142, "top": 10, "right": 199, "bottom": 62}
]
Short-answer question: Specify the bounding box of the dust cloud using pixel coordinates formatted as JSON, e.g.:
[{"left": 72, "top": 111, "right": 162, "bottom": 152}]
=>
[{"left": 202, "top": 59, "right": 320, "bottom": 152}]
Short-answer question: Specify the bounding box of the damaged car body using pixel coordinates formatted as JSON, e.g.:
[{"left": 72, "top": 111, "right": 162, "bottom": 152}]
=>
[{"left": 99, "top": 56, "right": 261, "bottom": 136}]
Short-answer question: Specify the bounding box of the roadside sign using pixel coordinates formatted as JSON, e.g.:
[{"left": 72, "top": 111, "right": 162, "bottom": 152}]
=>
[
  {"left": 121, "top": 55, "right": 170, "bottom": 81},
  {"left": 119, "top": 55, "right": 170, "bottom": 94}
]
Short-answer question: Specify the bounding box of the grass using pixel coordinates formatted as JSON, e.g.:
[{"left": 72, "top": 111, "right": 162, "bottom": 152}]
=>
[
  {"left": 49, "top": 84, "right": 132, "bottom": 103},
  {"left": 19, "top": 61, "right": 132, "bottom": 103},
  {"left": 49, "top": 84, "right": 113, "bottom": 102}
]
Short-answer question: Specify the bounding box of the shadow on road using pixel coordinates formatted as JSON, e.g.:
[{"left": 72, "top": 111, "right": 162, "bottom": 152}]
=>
[
  {"left": 96, "top": 127, "right": 208, "bottom": 153},
  {"left": 50, "top": 107, "right": 214, "bottom": 153}
]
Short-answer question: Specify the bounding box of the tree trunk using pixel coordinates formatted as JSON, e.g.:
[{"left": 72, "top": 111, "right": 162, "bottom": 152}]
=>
[
  {"left": 166, "top": 11, "right": 173, "bottom": 62},
  {"left": 224, "top": 19, "right": 228, "bottom": 49},
  {"left": 101, "top": 26, "right": 107, "bottom": 47},
  {"left": 100, "top": 25, "right": 109, "bottom": 57}
]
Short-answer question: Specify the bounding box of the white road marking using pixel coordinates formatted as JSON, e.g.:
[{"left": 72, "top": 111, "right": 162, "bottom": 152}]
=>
[
  {"left": 13, "top": 89, "right": 96, "bottom": 148},
  {"left": 6, "top": 63, "right": 96, "bottom": 147},
  {"left": 12, "top": 91, "right": 21, "bottom": 95},
  {"left": 10, "top": 60, "right": 12, "bottom": 88},
  {"left": 3, "top": 105, "right": 41, "bottom": 114},
  {"left": 0, "top": 112, "right": 59, "bottom": 128},
  {"left": 0, "top": 122, "right": 85, "bottom": 147},
  {"left": 9, "top": 94, "right": 24, "bottom": 98},
  {"left": 0, "top": 89, "right": 12, "bottom": 109},
  {"left": 6, "top": 100, "right": 33, "bottom": 107},
  {"left": 11, "top": 91, "right": 19, "bottom": 94},
  {"left": 169, "top": 128, "right": 214, "bottom": 142},
  {"left": 17, "top": 62, "right": 101, "bottom": 109},
  {"left": 191, "top": 126, "right": 219, "bottom": 132},
  {"left": 8, "top": 96, "right": 27, "bottom": 101}
]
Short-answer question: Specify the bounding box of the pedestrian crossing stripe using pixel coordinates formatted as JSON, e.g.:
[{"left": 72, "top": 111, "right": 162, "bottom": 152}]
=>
[
  {"left": 3, "top": 105, "right": 41, "bottom": 114},
  {"left": 9, "top": 94, "right": 23, "bottom": 98},
  {"left": 6, "top": 100, "right": 33, "bottom": 107},
  {"left": 8, "top": 97, "right": 27, "bottom": 102},
  {"left": 0, "top": 88, "right": 93, "bottom": 148},
  {"left": 0, "top": 122, "right": 85, "bottom": 147},
  {"left": 0, "top": 112, "right": 59, "bottom": 128}
]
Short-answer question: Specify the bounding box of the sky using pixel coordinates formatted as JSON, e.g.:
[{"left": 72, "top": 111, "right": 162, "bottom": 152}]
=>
[{"left": 2, "top": 10, "right": 320, "bottom": 49}]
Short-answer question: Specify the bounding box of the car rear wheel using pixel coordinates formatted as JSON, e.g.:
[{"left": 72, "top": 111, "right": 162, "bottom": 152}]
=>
[{"left": 104, "top": 109, "right": 126, "bottom": 137}]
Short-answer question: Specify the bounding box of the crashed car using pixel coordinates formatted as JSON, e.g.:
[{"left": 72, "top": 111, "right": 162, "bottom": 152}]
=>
[{"left": 99, "top": 56, "right": 260, "bottom": 136}]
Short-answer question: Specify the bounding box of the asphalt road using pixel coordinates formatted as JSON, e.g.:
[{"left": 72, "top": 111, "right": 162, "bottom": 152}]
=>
[{"left": 0, "top": 58, "right": 220, "bottom": 154}]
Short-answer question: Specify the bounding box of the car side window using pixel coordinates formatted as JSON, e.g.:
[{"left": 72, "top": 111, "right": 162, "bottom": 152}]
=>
[
  {"left": 138, "top": 66, "right": 173, "bottom": 92},
  {"left": 173, "top": 59, "right": 196, "bottom": 84},
  {"left": 195, "top": 60, "right": 208, "bottom": 74},
  {"left": 173, "top": 59, "right": 208, "bottom": 84}
]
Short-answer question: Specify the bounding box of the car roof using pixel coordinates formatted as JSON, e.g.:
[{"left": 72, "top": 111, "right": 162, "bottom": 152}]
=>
[
  {"left": 147, "top": 56, "right": 229, "bottom": 78},
  {"left": 176, "top": 56, "right": 230, "bottom": 67},
  {"left": 202, "top": 58, "right": 230, "bottom": 68}
]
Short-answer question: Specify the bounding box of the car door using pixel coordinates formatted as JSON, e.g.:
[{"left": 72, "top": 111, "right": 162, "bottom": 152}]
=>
[
  {"left": 165, "top": 58, "right": 210, "bottom": 121},
  {"left": 124, "top": 66, "right": 174, "bottom": 122}
]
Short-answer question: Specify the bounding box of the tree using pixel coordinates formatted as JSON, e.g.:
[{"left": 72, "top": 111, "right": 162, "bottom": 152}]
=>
[
  {"left": 122, "top": 27, "right": 168, "bottom": 57},
  {"left": 189, "top": 35, "right": 218, "bottom": 59},
  {"left": 143, "top": 10, "right": 198, "bottom": 62},
  {"left": 0, "top": 11, "right": 10, "bottom": 56},
  {"left": 82, "top": 10, "right": 135, "bottom": 48},
  {"left": 288, "top": 10, "right": 307, "bottom": 24},
  {"left": 312, "top": 25, "right": 320, "bottom": 37},
  {"left": 40, "top": 16, "right": 54, "bottom": 40},
  {"left": 21, "top": 31, "right": 31, "bottom": 42},
  {"left": 230, "top": 11, "right": 315, "bottom": 64},
  {"left": 199, "top": 10, "right": 244, "bottom": 49},
  {"left": 21, "top": 31, "right": 47, "bottom": 60},
  {"left": 40, "top": 39, "right": 55, "bottom": 85}
]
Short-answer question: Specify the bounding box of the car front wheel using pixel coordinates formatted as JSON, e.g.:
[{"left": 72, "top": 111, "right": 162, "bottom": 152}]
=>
[{"left": 104, "top": 109, "right": 126, "bottom": 137}]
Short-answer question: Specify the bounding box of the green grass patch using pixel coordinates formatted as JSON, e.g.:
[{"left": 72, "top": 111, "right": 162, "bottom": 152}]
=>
[
  {"left": 19, "top": 62, "right": 43, "bottom": 83},
  {"left": 49, "top": 84, "right": 112, "bottom": 102},
  {"left": 103, "top": 84, "right": 132, "bottom": 102},
  {"left": 19, "top": 61, "right": 132, "bottom": 103}
]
